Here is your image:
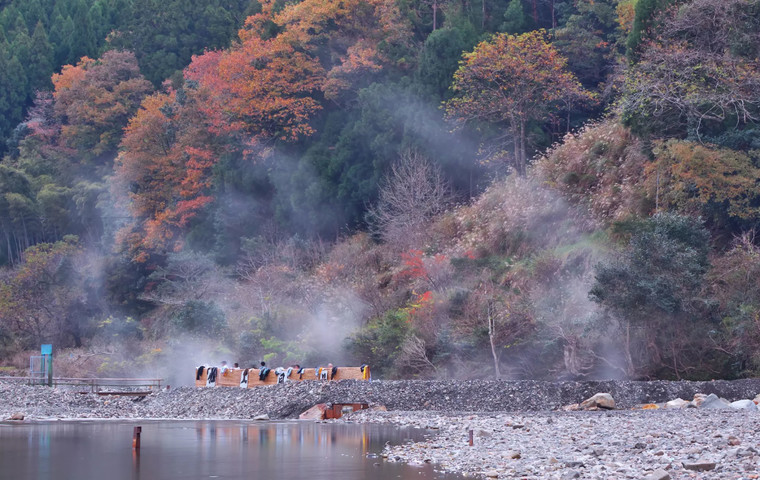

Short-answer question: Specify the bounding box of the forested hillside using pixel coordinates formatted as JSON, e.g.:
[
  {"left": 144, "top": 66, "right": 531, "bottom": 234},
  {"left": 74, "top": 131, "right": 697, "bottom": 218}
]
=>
[{"left": 1, "top": 0, "right": 759, "bottom": 382}]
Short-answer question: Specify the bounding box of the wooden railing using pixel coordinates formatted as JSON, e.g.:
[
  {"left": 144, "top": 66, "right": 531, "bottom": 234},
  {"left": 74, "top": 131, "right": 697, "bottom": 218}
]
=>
[{"left": 0, "top": 376, "right": 163, "bottom": 394}]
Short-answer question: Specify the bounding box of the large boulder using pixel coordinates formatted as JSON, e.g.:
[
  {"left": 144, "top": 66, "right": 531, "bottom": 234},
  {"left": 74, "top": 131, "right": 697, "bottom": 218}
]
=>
[
  {"left": 664, "top": 398, "right": 689, "bottom": 409},
  {"left": 730, "top": 399, "right": 757, "bottom": 410},
  {"left": 299, "top": 404, "right": 329, "bottom": 420},
  {"left": 580, "top": 393, "right": 615, "bottom": 410},
  {"left": 699, "top": 394, "right": 731, "bottom": 410}
]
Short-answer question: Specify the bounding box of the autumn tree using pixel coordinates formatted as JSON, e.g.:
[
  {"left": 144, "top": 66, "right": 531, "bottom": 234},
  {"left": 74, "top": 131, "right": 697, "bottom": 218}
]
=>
[
  {"left": 0, "top": 236, "right": 99, "bottom": 348},
  {"left": 367, "top": 150, "right": 452, "bottom": 249},
  {"left": 445, "top": 30, "right": 593, "bottom": 175},
  {"left": 51, "top": 50, "right": 153, "bottom": 157},
  {"left": 185, "top": 0, "right": 415, "bottom": 145},
  {"left": 645, "top": 140, "right": 760, "bottom": 232},
  {"left": 622, "top": 0, "right": 760, "bottom": 145},
  {"left": 115, "top": 82, "right": 229, "bottom": 258},
  {"left": 185, "top": 40, "right": 324, "bottom": 143}
]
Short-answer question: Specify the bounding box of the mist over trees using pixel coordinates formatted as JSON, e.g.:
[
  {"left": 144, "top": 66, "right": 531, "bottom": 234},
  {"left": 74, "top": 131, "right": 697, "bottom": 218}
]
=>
[{"left": 1, "top": 0, "right": 760, "bottom": 381}]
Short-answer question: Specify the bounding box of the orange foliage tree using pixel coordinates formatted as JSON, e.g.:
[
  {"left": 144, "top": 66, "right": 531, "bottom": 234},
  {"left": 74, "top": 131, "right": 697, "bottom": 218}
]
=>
[
  {"left": 115, "top": 85, "right": 232, "bottom": 259},
  {"left": 445, "top": 30, "right": 594, "bottom": 176},
  {"left": 116, "top": 0, "right": 414, "bottom": 259},
  {"left": 185, "top": 0, "right": 413, "bottom": 144},
  {"left": 646, "top": 140, "right": 760, "bottom": 222},
  {"left": 51, "top": 50, "right": 153, "bottom": 157}
]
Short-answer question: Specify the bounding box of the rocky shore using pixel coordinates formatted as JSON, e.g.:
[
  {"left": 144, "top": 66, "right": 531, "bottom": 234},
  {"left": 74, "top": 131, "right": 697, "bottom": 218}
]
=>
[
  {"left": 3, "top": 378, "right": 760, "bottom": 479},
  {"left": 346, "top": 409, "right": 760, "bottom": 479}
]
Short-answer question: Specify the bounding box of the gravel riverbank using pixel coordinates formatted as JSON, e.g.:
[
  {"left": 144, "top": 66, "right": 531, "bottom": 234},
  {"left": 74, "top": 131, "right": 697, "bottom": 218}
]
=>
[
  {"left": 3, "top": 378, "right": 760, "bottom": 479},
  {"left": 345, "top": 409, "right": 760, "bottom": 479},
  {"left": 3, "top": 378, "right": 760, "bottom": 420}
]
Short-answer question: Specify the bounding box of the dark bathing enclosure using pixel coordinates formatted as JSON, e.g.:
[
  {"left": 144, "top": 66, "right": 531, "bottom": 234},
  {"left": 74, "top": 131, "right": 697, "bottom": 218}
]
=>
[{"left": 0, "top": 420, "right": 464, "bottom": 480}]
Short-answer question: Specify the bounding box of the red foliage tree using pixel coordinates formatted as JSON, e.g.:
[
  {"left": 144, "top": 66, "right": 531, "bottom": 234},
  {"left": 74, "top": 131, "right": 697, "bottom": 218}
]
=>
[{"left": 115, "top": 86, "right": 230, "bottom": 258}]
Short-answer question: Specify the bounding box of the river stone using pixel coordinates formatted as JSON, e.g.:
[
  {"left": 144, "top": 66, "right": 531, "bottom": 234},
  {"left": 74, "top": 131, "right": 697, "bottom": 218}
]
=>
[
  {"left": 484, "top": 470, "right": 499, "bottom": 478},
  {"left": 580, "top": 393, "right": 615, "bottom": 410},
  {"left": 643, "top": 469, "right": 671, "bottom": 480},
  {"left": 664, "top": 398, "right": 689, "bottom": 409},
  {"left": 253, "top": 413, "right": 270, "bottom": 421},
  {"left": 700, "top": 394, "right": 731, "bottom": 409},
  {"left": 682, "top": 460, "right": 717, "bottom": 471},
  {"left": 692, "top": 393, "right": 707, "bottom": 407},
  {"left": 730, "top": 399, "right": 757, "bottom": 410},
  {"left": 8, "top": 412, "right": 24, "bottom": 421},
  {"left": 299, "top": 404, "right": 328, "bottom": 420}
]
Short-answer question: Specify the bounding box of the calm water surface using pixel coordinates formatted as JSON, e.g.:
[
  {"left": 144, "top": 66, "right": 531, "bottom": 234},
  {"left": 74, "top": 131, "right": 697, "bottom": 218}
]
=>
[{"left": 0, "top": 420, "right": 464, "bottom": 480}]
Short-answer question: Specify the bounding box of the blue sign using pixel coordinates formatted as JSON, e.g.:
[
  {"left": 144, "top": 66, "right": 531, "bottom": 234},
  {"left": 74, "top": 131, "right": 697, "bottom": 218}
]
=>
[{"left": 41, "top": 344, "right": 52, "bottom": 355}]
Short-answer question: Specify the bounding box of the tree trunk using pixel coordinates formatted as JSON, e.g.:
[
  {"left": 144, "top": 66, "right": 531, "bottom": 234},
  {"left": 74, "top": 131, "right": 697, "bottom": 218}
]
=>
[
  {"left": 482, "top": 0, "right": 485, "bottom": 30},
  {"left": 563, "top": 337, "right": 580, "bottom": 376},
  {"left": 433, "top": 0, "right": 438, "bottom": 31},
  {"left": 551, "top": 0, "right": 556, "bottom": 29},
  {"left": 512, "top": 124, "right": 521, "bottom": 175},
  {"left": 531, "top": 0, "right": 538, "bottom": 24},
  {"left": 488, "top": 311, "right": 501, "bottom": 377},
  {"left": 623, "top": 321, "right": 634, "bottom": 378},
  {"left": 519, "top": 120, "right": 527, "bottom": 176},
  {"left": 4, "top": 230, "right": 13, "bottom": 266}
]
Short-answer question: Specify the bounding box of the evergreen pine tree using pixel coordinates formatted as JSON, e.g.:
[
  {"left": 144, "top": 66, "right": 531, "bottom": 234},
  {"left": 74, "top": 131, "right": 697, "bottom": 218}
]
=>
[
  {"left": 0, "top": 42, "right": 13, "bottom": 150},
  {"left": 627, "top": 0, "right": 674, "bottom": 61},
  {"left": 19, "top": 0, "right": 48, "bottom": 31},
  {"left": 87, "top": 3, "right": 107, "bottom": 50},
  {"left": 51, "top": 15, "right": 75, "bottom": 65},
  {"left": 0, "top": 6, "right": 23, "bottom": 36},
  {"left": 29, "top": 21, "right": 54, "bottom": 92},
  {"left": 6, "top": 55, "right": 28, "bottom": 121},
  {"left": 70, "top": 0, "right": 96, "bottom": 60},
  {"left": 11, "top": 18, "right": 32, "bottom": 103},
  {"left": 0, "top": 43, "right": 28, "bottom": 153},
  {"left": 501, "top": 0, "right": 526, "bottom": 33}
]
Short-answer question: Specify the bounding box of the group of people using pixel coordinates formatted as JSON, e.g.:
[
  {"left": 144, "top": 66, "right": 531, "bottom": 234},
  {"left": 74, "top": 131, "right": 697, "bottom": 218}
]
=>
[
  {"left": 217, "top": 361, "right": 335, "bottom": 380},
  {"left": 219, "top": 361, "right": 240, "bottom": 375},
  {"left": 199, "top": 361, "right": 369, "bottom": 385}
]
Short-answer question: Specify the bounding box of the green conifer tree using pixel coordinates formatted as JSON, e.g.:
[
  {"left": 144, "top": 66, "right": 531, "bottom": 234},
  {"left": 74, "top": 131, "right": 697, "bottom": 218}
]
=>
[
  {"left": 28, "top": 21, "right": 54, "bottom": 92},
  {"left": 501, "top": 0, "right": 526, "bottom": 33},
  {"left": 19, "top": 0, "right": 48, "bottom": 32},
  {"left": 51, "top": 15, "right": 75, "bottom": 65},
  {"left": 626, "top": 0, "right": 676, "bottom": 61},
  {"left": 70, "top": 0, "right": 96, "bottom": 60},
  {"left": 11, "top": 18, "right": 32, "bottom": 103}
]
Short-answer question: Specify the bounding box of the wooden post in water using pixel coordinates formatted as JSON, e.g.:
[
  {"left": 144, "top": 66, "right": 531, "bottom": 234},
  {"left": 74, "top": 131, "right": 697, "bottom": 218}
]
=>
[{"left": 133, "top": 426, "right": 142, "bottom": 449}]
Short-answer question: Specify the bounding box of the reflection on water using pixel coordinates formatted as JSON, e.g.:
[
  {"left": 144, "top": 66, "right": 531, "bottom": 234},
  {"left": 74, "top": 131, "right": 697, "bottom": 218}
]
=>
[{"left": 0, "top": 421, "right": 462, "bottom": 480}]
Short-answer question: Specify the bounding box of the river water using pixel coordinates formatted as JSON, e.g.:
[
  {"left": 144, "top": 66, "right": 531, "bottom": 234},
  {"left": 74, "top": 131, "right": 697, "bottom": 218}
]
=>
[{"left": 0, "top": 420, "right": 463, "bottom": 480}]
